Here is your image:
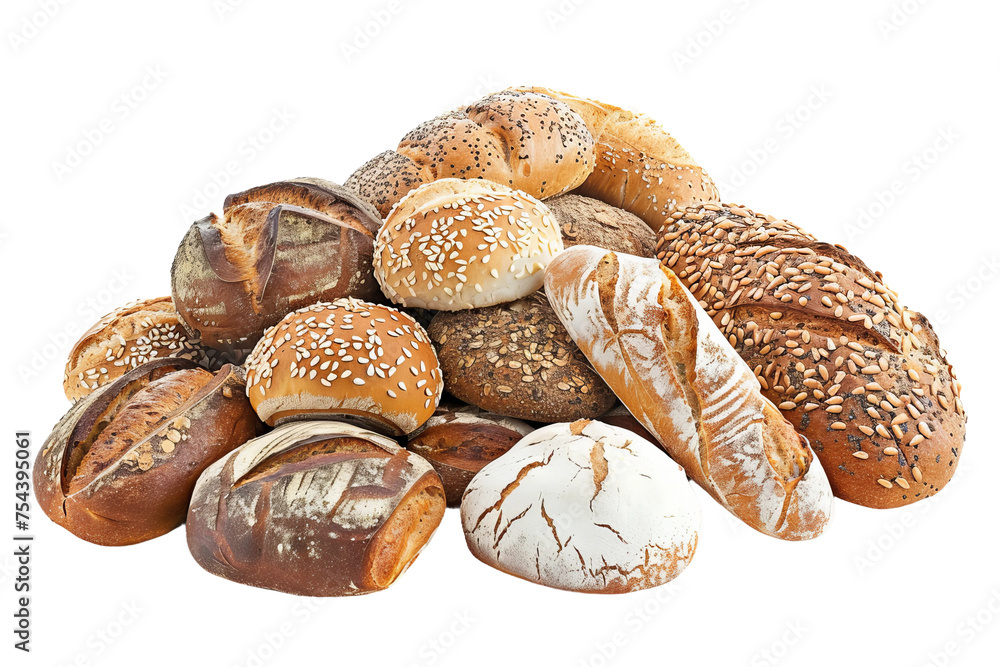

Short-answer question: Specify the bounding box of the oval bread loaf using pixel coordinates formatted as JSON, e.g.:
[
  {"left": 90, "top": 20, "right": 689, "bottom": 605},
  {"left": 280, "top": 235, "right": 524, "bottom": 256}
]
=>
[
  {"left": 655, "top": 203, "right": 966, "bottom": 508},
  {"left": 544, "top": 245, "right": 833, "bottom": 540}
]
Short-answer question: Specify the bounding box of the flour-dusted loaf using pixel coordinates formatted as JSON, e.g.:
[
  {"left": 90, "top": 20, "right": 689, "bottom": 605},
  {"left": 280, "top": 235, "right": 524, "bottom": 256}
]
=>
[
  {"left": 655, "top": 203, "right": 966, "bottom": 508},
  {"left": 186, "top": 421, "right": 446, "bottom": 596},
  {"left": 544, "top": 246, "right": 832, "bottom": 540},
  {"left": 461, "top": 419, "right": 700, "bottom": 593}
]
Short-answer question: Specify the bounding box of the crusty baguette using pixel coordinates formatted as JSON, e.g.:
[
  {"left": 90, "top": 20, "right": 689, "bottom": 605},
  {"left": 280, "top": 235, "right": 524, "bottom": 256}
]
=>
[
  {"left": 544, "top": 245, "right": 832, "bottom": 540},
  {"left": 655, "top": 203, "right": 966, "bottom": 508}
]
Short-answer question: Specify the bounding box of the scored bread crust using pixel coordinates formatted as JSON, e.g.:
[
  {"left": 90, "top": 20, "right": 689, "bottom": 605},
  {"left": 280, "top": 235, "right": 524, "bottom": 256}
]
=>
[
  {"left": 655, "top": 203, "right": 966, "bottom": 508},
  {"left": 544, "top": 245, "right": 832, "bottom": 540},
  {"left": 513, "top": 86, "right": 719, "bottom": 233},
  {"left": 345, "top": 91, "right": 595, "bottom": 218},
  {"left": 186, "top": 421, "right": 446, "bottom": 597}
]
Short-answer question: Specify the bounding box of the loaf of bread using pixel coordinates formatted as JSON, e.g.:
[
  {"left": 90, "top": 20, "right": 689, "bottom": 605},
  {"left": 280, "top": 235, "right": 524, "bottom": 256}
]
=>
[
  {"left": 461, "top": 419, "right": 700, "bottom": 593},
  {"left": 36, "top": 359, "right": 262, "bottom": 546},
  {"left": 545, "top": 245, "right": 832, "bottom": 540},
  {"left": 63, "top": 296, "right": 221, "bottom": 402},
  {"left": 171, "top": 179, "right": 382, "bottom": 359},
  {"left": 654, "top": 203, "right": 966, "bottom": 508},
  {"left": 544, "top": 194, "right": 657, "bottom": 256},
  {"left": 513, "top": 86, "right": 719, "bottom": 232},
  {"left": 373, "top": 179, "right": 563, "bottom": 310},
  {"left": 186, "top": 421, "right": 446, "bottom": 596},
  {"left": 243, "top": 299, "right": 442, "bottom": 434},
  {"left": 345, "top": 91, "right": 595, "bottom": 218}
]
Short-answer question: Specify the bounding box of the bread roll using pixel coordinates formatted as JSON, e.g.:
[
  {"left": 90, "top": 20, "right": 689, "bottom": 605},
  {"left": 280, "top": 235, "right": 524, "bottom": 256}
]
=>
[
  {"left": 171, "top": 179, "right": 382, "bottom": 358},
  {"left": 63, "top": 296, "right": 222, "bottom": 402},
  {"left": 373, "top": 179, "right": 563, "bottom": 310},
  {"left": 461, "top": 419, "right": 700, "bottom": 593},
  {"left": 428, "top": 292, "right": 617, "bottom": 422},
  {"left": 244, "top": 298, "right": 442, "bottom": 435},
  {"left": 407, "top": 411, "right": 533, "bottom": 506},
  {"left": 544, "top": 245, "right": 832, "bottom": 540},
  {"left": 545, "top": 194, "right": 656, "bottom": 256},
  {"left": 35, "top": 359, "right": 262, "bottom": 546},
  {"left": 655, "top": 203, "right": 966, "bottom": 508},
  {"left": 345, "top": 91, "right": 595, "bottom": 218},
  {"left": 186, "top": 421, "right": 445, "bottom": 596},
  {"left": 514, "top": 86, "right": 719, "bottom": 232}
]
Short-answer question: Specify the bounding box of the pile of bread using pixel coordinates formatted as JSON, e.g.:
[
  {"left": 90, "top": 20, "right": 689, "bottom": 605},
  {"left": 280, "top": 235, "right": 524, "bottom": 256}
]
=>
[{"left": 37, "top": 87, "right": 966, "bottom": 596}]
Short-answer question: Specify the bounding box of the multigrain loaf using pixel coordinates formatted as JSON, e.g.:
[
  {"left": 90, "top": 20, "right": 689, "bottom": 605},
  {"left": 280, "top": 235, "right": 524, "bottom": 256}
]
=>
[
  {"left": 654, "top": 203, "right": 966, "bottom": 508},
  {"left": 513, "top": 86, "right": 719, "bottom": 232},
  {"left": 545, "top": 246, "right": 833, "bottom": 540},
  {"left": 345, "top": 91, "right": 595, "bottom": 217},
  {"left": 461, "top": 419, "right": 700, "bottom": 593},
  {"left": 428, "top": 292, "right": 617, "bottom": 422},
  {"left": 186, "top": 421, "right": 446, "bottom": 596}
]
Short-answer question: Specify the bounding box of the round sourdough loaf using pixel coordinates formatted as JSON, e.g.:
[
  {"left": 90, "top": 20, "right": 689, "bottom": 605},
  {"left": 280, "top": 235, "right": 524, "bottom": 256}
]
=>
[
  {"left": 171, "top": 179, "right": 382, "bottom": 359},
  {"left": 373, "top": 179, "right": 563, "bottom": 310},
  {"left": 244, "top": 299, "right": 442, "bottom": 435},
  {"left": 35, "top": 359, "right": 263, "bottom": 546},
  {"left": 655, "top": 202, "right": 966, "bottom": 508},
  {"left": 345, "top": 90, "right": 595, "bottom": 218},
  {"left": 427, "top": 292, "right": 617, "bottom": 422},
  {"left": 186, "top": 421, "right": 446, "bottom": 596},
  {"left": 461, "top": 419, "right": 700, "bottom": 593}
]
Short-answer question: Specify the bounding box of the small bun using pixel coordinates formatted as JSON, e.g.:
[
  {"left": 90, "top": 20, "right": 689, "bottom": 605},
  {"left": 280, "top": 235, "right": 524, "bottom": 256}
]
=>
[
  {"left": 374, "top": 179, "right": 563, "bottom": 310},
  {"left": 63, "top": 297, "right": 220, "bottom": 402},
  {"left": 244, "top": 298, "right": 443, "bottom": 435},
  {"left": 427, "top": 292, "right": 617, "bottom": 422},
  {"left": 545, "top": 194, "right": 656, "bottom": 256},
  {"left": 344, "top": 151, "right": 433, "bottom": 220}
]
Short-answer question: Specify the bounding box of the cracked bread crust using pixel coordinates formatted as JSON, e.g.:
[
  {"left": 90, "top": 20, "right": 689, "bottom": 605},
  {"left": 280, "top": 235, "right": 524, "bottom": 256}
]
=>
[{"left": 460, "top": 420, "right": 700, "bottom": 593}]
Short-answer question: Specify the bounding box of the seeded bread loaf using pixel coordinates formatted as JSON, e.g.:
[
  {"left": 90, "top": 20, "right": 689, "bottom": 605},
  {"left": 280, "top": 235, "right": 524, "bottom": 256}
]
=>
[
  {"left": 654, "top": 203, "right": 966, "bottom": 508},
  {"left": 545, "top": 246, "right": 833, "bottom": 540},
  {"left": 345, "top": 91, "right": 595, "bottom": 218},
  {"left": 513, "top": 86, "right": 719, "bottom": 232}
]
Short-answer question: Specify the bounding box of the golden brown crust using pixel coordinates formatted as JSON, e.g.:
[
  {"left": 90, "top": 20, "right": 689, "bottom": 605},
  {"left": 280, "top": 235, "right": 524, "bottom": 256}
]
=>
[
  {"left": 655, "top": 203, "right": 966, "bottom": 508},
  {"left": 63, "top": 297, "right": 219, "bottom": 402},
  {"left": 35, "top": 360, "right": 262, "bottom": 545},
  {"left": 428, "top": 292, "right": 617, "bottom": 422},
  {"left": 513, "top": 86, "right": 719, "bottom": 232},
  {"left": 545, "top": 194, "right": 657, "bottom": 256}
]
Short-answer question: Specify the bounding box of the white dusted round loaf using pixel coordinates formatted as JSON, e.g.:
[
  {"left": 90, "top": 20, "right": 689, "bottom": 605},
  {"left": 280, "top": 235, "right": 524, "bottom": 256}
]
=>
[
  {"left": 373, "top": 178, "right": 563, "bottom": 310},
  {"left": 460, "top": 419, "right": 700, "bottom": 593}
]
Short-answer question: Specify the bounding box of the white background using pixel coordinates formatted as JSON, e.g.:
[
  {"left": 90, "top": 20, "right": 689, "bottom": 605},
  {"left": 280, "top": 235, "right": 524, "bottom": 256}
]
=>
[{"left": 2, "top": 1, "right": 998, "bottom": 666}]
